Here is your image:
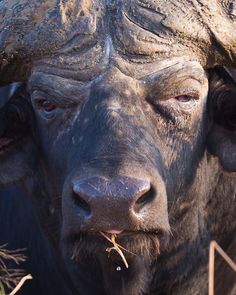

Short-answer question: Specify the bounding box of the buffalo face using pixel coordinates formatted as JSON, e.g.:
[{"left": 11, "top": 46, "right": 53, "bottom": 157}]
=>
[{"left": 28, "top": 59, "right": 209, "bottom": 294}]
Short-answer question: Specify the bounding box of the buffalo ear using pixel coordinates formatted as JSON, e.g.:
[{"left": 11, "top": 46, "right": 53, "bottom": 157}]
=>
[
  {"left": 207, "top": 68, "right": 236, "bottom": 172},
  {"left": 0, "top": 83, "right": 37, "bottom": 185}
]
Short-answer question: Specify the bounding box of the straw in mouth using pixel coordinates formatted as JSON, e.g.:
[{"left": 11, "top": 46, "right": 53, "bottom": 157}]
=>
[{"left": 100, "top": 232, "right": 136, "bottom": 269}]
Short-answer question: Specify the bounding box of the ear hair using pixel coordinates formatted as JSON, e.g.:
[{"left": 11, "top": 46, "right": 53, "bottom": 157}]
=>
[
  {"left": 208, "top": 68, "right": 236, "bottom": 131},
  {"left": 211, "top": 67, "right": 236, "bottom": 87},
  {"left": 207, "top": 67, "right": 236, "bottom": 172},
  {"left": 0, "top": 83, "right": 37, "bottom": 185}
]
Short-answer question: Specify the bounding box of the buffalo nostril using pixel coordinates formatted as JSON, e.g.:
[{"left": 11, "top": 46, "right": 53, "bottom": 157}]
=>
[
  {"left": 134, "top": 186, "right": 155, "bottom": 213},
  {"left": 72, "top": 192, "right": 91, "bottom": 217}
]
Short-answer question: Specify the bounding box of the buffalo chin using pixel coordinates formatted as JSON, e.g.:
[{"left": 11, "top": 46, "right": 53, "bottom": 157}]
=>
[
  {"left": 62, "top": 231, "right": 169, "bottom": 295},
  {"left": 98, "top": 253, "right": 153, "bottom": 295},
  {"left": 64, "top": 245, "right": 154, "bottom": 295}
]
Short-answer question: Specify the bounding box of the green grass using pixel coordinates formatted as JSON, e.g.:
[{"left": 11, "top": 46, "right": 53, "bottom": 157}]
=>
[{"left": 0, "top": 281, "right": 6, "bottom": 295}]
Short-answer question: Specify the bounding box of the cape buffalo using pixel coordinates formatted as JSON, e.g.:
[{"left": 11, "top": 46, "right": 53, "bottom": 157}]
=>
[{"left": 0, "top": 1, "right": 235, "bottom": 295}]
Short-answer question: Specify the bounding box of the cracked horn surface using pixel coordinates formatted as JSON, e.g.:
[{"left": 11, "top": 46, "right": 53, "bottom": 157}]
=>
[{"left": 0, "top": 0, "right": 235, "bottom": 83}]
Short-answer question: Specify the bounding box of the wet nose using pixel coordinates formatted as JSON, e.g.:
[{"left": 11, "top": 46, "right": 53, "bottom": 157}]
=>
[{"left": 71, "top": 176, "right": 153, "bottom": 230}]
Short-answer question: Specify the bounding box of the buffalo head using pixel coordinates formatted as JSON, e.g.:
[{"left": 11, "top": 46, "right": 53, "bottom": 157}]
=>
[{"left": 0, "top": 1, "right": 236, "bottom": 295}]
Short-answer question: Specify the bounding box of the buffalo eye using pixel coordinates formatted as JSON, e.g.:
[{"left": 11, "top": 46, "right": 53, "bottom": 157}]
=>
[
  {"left": 174, "top": 95, "right": 195, "bottom": 102},
  {"left": 38, "top": 99, "right": 56, "bottom": 112}
]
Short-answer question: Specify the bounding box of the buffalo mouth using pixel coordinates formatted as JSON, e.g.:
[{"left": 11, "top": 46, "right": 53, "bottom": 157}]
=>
[{"left": 68, "top": 230, "right": 169, "bottom": 266}]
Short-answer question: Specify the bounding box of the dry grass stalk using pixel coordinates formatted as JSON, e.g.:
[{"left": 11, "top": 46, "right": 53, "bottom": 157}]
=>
[
  {"left": 0, "top": 245, "right": 26, "bottom": 266},
  {"left": 9, "top": 274, "right": 32, "bottom": 295},
  {"left": 0, "top": 244, "right": 32, "bottom": 294},
  {"left": 209, "top": 240, "right": 236, "bottom": 295},
  {"left": 100, "top": 232, "right": 136, "bottom": 269}
]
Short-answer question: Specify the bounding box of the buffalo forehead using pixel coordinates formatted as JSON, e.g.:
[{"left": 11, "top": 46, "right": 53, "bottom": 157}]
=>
[{"left": 29, "top": 59, "right": 207, "bottom": 98}]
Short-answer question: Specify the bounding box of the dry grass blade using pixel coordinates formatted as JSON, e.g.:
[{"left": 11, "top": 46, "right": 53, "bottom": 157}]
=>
[
  {"left": 100, "top": 232, "right": 136, "bottom": 269},
  {"left": 107, "top": 246, "right": 129, "bottom": 269},
  {"left": 9, "top": 274, "right": 32, "bottom": 295},
  {"left": 100, "top": 232, "right": 136, "bottom": 255},
  {"left": 0, "top": 245, "right": 26, "bottom": 266},
  {"left": 209, "top": 240, "right": 236, "bottom": 295}
]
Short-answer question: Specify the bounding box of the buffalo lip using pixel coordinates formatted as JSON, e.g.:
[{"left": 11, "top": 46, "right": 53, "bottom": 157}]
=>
[{"left": 104, "top": 229, "right": 124, "bottom": 235}]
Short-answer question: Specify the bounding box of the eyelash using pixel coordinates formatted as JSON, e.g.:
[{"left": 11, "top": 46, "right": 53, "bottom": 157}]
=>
[
  {"left": 148, "top": 92, "right": 198, "bottom": 108},
  {"left": 147, "top": 93, "right": 199, "bottom": 122},
  {"left": 174, "top": 94, "right": 197, "bottom": 103}
]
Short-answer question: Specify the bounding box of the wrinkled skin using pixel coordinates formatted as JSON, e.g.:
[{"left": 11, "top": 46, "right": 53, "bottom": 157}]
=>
[{"left": 0, "top": 1, "right": 236, "bottom": 295}]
